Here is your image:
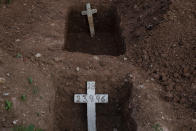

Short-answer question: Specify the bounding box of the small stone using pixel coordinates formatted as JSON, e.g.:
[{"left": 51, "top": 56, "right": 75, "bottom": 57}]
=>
[
  {"left": 35, "top": 53, "right": 42, "bottom": 58},
  {"left": 93, "top": 56, "right": 99, "bottom": 61},
  {"left": 139, "top": 85, "right": 144, "bottom": 89},
  {"left": 13, "top": 120, "right": 18, "bottom": 125},
  {"left": 54, "top": 57, "right": 61, "bottom": 62},
  {"left": 15, "top": 39, "right": 21, "bottom": 42},
  {"left": 145, "top": 24, "right": 153, "bottom": 30},
  {"left": 124, "top": 57, "right": 128, "bottom": 61},
  {"left": 124, "top": 79, "right": 128, "bottom": 82},
  {"left": 6, "top": 73, "right": 10, "bottom": 77},
  {"left": 153, "top": 17, "right": 158, "bottom": 21},
  {"left": 23, "top": 113, "right": 26, "bottom": 117},
  {"left": 76, "top": 67, "right": 80, "bottom": 72},
  {"left": 134, "top": 5, "right": 138, "bottom": 9},
  {"left": 128, "top": 73, "right": 133, "bottom": 78},
  {"left": 50, "top": 23, "right": 55, "bottom": 26},
  {"left": 0, "top": 78, "right": 6, "bottom": 84},
  {"left": 3, "top": 93, "right": 9, "bottom": 96}
]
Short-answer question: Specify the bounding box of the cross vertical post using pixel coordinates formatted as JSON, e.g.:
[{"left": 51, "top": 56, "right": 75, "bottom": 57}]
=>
[
  {"left": 81, "top": 3, "right": 97, "bottom": 37},
  {"left": 74, "top": 81, "right": 108, "bottom": 131},
  {"left": 87, "top": 82, "right": 96, "bottom": 131}
]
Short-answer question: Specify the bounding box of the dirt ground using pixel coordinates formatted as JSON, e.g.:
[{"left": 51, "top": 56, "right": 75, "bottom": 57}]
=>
[{"left": 0, "top": 0, "right": 195, "bottom": 131}]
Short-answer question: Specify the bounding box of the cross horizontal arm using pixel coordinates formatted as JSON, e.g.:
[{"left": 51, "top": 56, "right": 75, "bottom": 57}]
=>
[
  {"left": 81, "top": 9, "right": 97, "bottom": 15},
  {"left": 74, "top": 94, "right": 88, "bottom": 103},
  {"left": 81, "top": 11, "right": 87, "bottom": 15},
  {"left": 95, "top": 94, "right": 108, "bottom": 103},
  {"left": 92, "top": 9, "right": 97, "bottom": 14},
  {"left": 74, "top": 94, "right": 108, "bottom": 103}
]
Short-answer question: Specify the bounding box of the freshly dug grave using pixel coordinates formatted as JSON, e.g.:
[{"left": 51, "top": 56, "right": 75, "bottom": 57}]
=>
[
  {"left": 0, "top": 0, "right": 195, "bottom": 131},
  {"left": 54, "top": 72, "right": 136, "bottom": 131},
  {"left": 64, "top": 6, "right": 125, "bottom": 56}
]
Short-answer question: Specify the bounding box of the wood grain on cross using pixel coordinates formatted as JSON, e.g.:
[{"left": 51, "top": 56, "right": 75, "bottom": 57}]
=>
[
  {"left": 81, "top": 3, "right": 97, "bottom": 37},
  {"left": 74, "top": 81, "right": 108, "bottom": 131}
]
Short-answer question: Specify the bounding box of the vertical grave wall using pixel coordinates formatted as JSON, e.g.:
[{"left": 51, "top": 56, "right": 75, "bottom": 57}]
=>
[
  {"left": 54, "top": 72, "right": 137, "bottom": 131},
  {"left": 64, "top": 2, "right": 126, "bottom": 56}
]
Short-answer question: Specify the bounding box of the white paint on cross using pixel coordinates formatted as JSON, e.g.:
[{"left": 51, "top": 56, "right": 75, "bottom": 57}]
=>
[
  {"left": 74, "top": 81, "right": 108, "bottom": 131},
  {"left": 81, "top": 3, "right": 97, "bottom": 37}
]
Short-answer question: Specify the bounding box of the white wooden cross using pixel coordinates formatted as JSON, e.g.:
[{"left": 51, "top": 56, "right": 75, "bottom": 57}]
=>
[
  {"left": 81, "top": 3, "right": 97, "bottom": 37},
  {"left": 74, "top": 81, "right": 108, "bottom": 131}
]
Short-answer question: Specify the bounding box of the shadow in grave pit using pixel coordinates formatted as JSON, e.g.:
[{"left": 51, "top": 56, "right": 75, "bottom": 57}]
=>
[
  {"left": 64, "top": 6, "right": 126, "bottom": 56},
  {"left": 54, "top": 73, "right": 137, "bottom": 131}
]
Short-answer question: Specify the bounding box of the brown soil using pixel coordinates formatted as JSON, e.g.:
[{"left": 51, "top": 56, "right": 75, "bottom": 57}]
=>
[
  {"left": 0, "top": 0, "right": 195, "bottom": 131},
  {"left": 54, "top": 72, "right": 136, "bottom": 131},
  {"left": 65, "top": 7, "right": 125, "bottom": 56}
]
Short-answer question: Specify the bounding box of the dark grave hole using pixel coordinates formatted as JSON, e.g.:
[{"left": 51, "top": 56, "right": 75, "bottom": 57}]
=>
[
  {"left": 54, "top": 78, "right": 137, "bottom": 131},
  {"left": 64, "top": 6, "right": 125, "bottom": 56}
]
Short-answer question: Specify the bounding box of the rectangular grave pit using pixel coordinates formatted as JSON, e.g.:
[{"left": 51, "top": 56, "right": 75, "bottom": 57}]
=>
[
  {"left": 64, "top": 5, "right": 125, "bottom": 56},
  {"left": 54, "top": 76, "right": 137, "bottom": 131}
]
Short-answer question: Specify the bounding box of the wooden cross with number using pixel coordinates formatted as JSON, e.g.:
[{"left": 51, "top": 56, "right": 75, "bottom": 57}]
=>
[
  {"left": 74, "top": 81, "right": 108, "bottom": 131},
  {"left": 81, "top": 3, "right": 97, "bottom": 37}
]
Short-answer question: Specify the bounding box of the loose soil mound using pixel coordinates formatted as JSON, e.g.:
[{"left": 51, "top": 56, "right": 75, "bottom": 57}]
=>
[{"left": 118, "top": 0, "right": 196, "bottom": 110}]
